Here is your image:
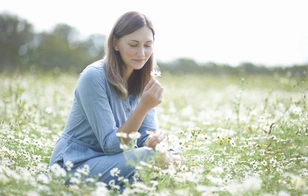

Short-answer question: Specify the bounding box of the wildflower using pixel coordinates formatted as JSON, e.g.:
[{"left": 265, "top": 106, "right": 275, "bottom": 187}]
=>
[
  {"left": 229, "top": 159, "right": 236, "bottom": 166},
  {"left": 65, "top": 161, "right": 73, "bottom": 171},
  {"left": 191, "top": 127, "right": 201, "bottom": 137},
  {"left": 270, "top": 158, "right": 278, "bottom": 167},
  {"left": 45, "top": 106, "right": 53, "bottom": 114},
  {"left": 26, "top": 191, "right": 40, "bottom": 196},
  {"left": 150, "top": 180, "right": 159, "bottom": 187},
  {"left": 116, "top": 132, "right": 128, "bottom": 138},
  {"left": 242, "top": 176, "right": 262, "bottom": 191},
  {"left": 128, "top": 132, "right": 141, "bottom": 140},
  {"left": 70, "top": 185, "right": 80, "bottom": 190},
  {"left": 36, "top": 162, "right": 49, "bottom": 172},
  {"left": 50, "top": 164, "right": 67, "bottom": 177},
  {"left": 230, "top": 139, "right": 236, "bottom": 147},
  {"left": 140, "top": 160, "right": 155, "bottom": 169},
  {"left": 123, "top": 178, "right": 129, "bottom": 184},
  {"left": 290, "top": 175, "right": 306, "bottom": 189},
  {"left": 70, "top": 177, "right": 81, "bottom": 185},
  {"left": 110, "top": 168, "right": 120, "bottom": 177},
  {"left": 150, "top": 70, "right": 161, "bottom": 78},
  {"left": 277, "top": 190, "right": 290, "bottom": 196},
  {"left": 206, "top": 174, "right": 223, "bottom": 185},
  {"left": 211, "top": 166, "right": 224, "bottom": 174},
  {"left": 174, "top": 172, "right": 186, "bottom": 183},
  {"left": 112, "top": 185, "right": 120, "bottom": 190},
  {"left": 133, "top": 172, "right": 140, "bottom": 182},
  {"left": 146, "top": 130, "right": 155, "bottom": 135},
  {"left": 120, "top": 143, "right": 129, "bottom": 150},
  {"left": 91, "top": 186, "right": 109, "bottom": 196},
  {"left": 132, "top": 182, "right": 156, "bottom": 192},
  {"left": 108, "top": 179, "right": 115, "bottom": 187},
  {"left": 95, "top": 181, "right": 107, "bottom": 187},
  {"left": 37, "top": 173, "right": 50, "bottom": 184},
  {"left": 252, "top": 163, "right": 258, "bottom": 170},
  {"left": 250, "top": 150, "right": 255, "bottom": 155},
  {"left": 86, "top": 178, "right": 95, "bottom": 183},
  {"left": 74, "top": 172, "right": 81, "bottom": 179},
  {"left": 155, "top": 141, "right": 169, "bottom": 153},
  {"left": 76, "top": 165, "right": 90, "bottom": 176}
]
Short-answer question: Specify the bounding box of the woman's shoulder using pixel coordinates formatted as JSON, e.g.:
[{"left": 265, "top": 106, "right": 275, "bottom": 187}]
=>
[
  {"left": 80, "top": 59, "right": 106, "bottom": 78},
  {"left": 88, "top": 59, "right": 106, "bottom": 69},
  {"left": 77, "top": 59, "right": 108, "bottom": 87},
  {"left": 83, "top": 59, "right": 106, "bottom": 73}
]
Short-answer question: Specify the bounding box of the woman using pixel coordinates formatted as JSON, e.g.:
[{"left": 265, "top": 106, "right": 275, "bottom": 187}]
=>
[{"left": 49, "top": 11, "right": 182, "bottom": 189}]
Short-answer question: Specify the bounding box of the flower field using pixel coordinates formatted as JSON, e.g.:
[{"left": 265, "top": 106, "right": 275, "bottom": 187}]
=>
[{"left": 0, "top": 72, "right": 307, "bottom": 195}]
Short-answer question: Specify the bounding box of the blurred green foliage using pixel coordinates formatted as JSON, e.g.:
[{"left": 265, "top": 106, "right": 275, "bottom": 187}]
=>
[
  {"left": 0, "top": 12, "right": 307, "bottom": 77},
  {"left": 0, "top": 13, "right": 105, "bottom": 73}
]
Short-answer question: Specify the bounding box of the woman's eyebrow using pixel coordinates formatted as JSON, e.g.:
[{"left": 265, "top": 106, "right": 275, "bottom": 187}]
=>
[{"left": 129, "top": 40, "right": 153, "bottom": 43}]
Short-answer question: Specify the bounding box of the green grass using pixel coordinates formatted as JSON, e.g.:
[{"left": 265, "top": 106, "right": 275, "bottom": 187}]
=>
[{"left": 0, "top": 72, "right": 307, "bottom": 195}]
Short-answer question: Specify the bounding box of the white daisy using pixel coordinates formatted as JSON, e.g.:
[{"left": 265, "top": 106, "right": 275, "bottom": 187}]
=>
[
  {"left": 150, "top": 70, "right": 161, "bottom": 78},
  {"left": 110, "top": 168, "right": 120, "bottom": 177}
]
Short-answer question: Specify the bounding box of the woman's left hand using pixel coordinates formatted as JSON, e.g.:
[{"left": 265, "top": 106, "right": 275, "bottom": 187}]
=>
[{"left": 145, "top": 129, "right": 165, "bottom": 149}]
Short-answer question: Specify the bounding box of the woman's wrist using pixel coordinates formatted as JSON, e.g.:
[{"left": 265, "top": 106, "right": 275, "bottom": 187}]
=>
[{"left": 136, "top": 101, "right": 151, "bottom": 116}]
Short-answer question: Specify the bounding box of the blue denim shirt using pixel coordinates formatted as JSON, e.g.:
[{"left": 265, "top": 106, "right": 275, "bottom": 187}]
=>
[{"left": 49, "top": 59, "right": 157, "bottom": 167}]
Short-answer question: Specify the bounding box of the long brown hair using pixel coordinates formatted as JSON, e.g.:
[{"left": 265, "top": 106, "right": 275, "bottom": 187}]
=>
[{"left": 105, "top": 11, "right": 156, "bottom": 99}]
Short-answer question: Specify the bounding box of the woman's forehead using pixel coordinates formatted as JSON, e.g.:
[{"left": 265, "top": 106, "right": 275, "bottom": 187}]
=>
[{"left": 121, "top": 26, "right": 154, "bottom": 42}]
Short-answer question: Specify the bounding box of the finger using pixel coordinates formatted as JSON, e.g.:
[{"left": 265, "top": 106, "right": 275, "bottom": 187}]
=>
[
  {"left": 151, "top": 83, "right": 164, "bottom": 95},
  {"left": 157, "top": 86, "right": 164, "bottom": 98},
  {"left": 153, "top": 129, "right": 163, "bottom": 138},
  {"left": 145, "top": 135, "right": 156, "bottom": 147},
  {"left": 146, "top": 134, "right": 154, "bottom": 143},
  {"left": 158, "top": 132, "right": 165, "bottom": 142},
  {"left": 147, "top": 139, "right": 157, "bottom": 149},
  {"left": 144, "top": 78, "right": 154, "bottom": 91},
  {"left": 149, "top": 79, "right": 161, "bottom": 89}
]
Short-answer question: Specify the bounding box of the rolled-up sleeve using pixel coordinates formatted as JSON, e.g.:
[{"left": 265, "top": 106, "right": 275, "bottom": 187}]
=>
[{"left": 75, "top": 67, "right": 122, "bottom": 155}]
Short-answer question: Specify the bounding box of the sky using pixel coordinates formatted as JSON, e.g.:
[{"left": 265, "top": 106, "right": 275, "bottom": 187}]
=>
[{"left": 1, "top": 0, "right": 308, "bottom": 67}]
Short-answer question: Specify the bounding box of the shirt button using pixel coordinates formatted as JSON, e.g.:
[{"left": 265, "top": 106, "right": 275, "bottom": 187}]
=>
[{"left": 126, "top": 108, "right": 130, "bottom": 113}]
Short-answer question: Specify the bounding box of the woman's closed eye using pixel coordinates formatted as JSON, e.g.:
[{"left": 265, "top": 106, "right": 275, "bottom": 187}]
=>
[{"left": 129, "top": 44, "right": 152, "bottom": 48}]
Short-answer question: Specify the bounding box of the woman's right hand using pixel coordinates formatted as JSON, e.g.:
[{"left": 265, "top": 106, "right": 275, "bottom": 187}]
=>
[{"left": 140, "top": 78, "right": 164, "bottom": 110}]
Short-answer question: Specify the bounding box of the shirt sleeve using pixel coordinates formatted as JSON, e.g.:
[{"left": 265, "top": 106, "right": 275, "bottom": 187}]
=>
[
  {"left": 137, "top": 107, "right": 158, "bottom": 147},
  {"left": 75, "top": 66, "right": 122, "bottom": 155}
]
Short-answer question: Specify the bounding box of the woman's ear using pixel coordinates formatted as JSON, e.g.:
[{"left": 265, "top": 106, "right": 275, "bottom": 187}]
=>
[{"left": 113, "top": 36, "right": 119, "bottom": 51}]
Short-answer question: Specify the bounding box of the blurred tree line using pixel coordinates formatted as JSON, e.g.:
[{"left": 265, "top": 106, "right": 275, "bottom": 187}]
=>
[
  {"left": 0, "top": 13, "right": 105, "bottom": 73},
  {"left": 159, "top": 59, "right": 308, "bottom": 78},
  {"left": 1, "top": 12, "right": 307, "bottom": 77}
]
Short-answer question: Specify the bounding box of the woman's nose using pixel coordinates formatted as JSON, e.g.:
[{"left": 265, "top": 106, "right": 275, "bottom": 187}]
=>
[{"left": 136, "top": 47, "right": 145, "bottom": 56}]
